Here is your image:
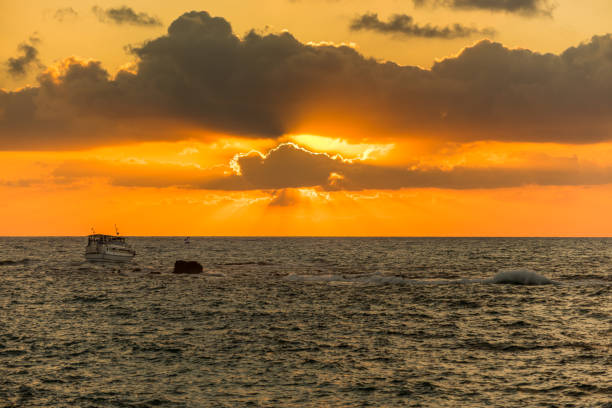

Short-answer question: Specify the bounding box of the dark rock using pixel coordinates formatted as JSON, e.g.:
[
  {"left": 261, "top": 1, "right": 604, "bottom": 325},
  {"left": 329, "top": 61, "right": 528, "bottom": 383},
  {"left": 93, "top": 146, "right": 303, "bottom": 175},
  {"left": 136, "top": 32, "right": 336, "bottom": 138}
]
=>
[{"left": 173, "top": 260, "right": 203, "bottom": 274}]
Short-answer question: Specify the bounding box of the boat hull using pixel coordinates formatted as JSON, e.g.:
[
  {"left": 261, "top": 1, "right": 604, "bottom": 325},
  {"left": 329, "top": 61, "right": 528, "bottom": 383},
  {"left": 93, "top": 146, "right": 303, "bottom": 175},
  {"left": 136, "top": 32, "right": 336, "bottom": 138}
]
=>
[{"left": 85, "top": 252, "right": 135, "bottom": 263}]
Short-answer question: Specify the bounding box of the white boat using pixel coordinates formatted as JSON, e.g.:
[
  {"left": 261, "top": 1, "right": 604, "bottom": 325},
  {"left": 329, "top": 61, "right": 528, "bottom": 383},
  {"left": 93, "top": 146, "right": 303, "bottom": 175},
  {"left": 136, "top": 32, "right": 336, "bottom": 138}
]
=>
[{"left": 85, "top": 233, "right": 136, "bottom": 263}]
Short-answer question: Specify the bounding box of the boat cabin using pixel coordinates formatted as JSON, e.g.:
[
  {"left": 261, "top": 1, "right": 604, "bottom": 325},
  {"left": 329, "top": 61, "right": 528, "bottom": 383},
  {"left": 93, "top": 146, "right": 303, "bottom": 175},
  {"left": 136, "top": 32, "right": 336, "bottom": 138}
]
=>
[{"left": 87, "top": 234, "right": 127, "bottom": 245}]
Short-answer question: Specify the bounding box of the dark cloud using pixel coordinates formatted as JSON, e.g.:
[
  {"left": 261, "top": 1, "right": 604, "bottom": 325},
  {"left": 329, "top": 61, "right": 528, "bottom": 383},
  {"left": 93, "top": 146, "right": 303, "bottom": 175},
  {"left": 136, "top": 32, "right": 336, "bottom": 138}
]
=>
[
  {"left": 209, "top": 144, "right": 612, "bottom": 191},
  {"left": 52, "top": 143, "right": 612, "bottom": 191},
  {"left": 412, "top": 0, "right": 555, "bottom": 16},
  {"left": 6, "top": 37, "right": 42, "bottom": 77},
  {"left": 53, "top": 7, "right": 78, "bottom": 22},
  {"left": 92, "top": 6, "right": 162, "bottom": 26},
  {"left": 350, "top": 13, "right": 494, "bottom": 39},
  {"left": 2, "top": 11, "right": 612, "bottom": 149}
]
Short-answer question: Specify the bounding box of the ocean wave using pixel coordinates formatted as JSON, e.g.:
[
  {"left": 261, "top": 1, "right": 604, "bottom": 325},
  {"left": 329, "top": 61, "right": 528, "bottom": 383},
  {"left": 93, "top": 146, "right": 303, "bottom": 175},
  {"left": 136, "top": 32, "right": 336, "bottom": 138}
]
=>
[
  {"left": 205, "top": 271, "right": 226, "bottom": 277},
  {"left": 0, "top": 258, "right": 32, "bottom": 266},
  {"left": 564, "top": 273, "right": 612, "bottom": 282},
  {"left": 285, "top": 270, "right": 556, "bottom": 286},
  {"left": 221, "top": 260, "right": 274, "bottom": 266},
  {"left": 489, "top": 269, "right": 553, "bottom": 285},
  {"left": 69, "top": 295, "right": 108, "bottom": 303},
  {"left": 284, "top": 273, "right": 472, "bottom": 285},
  {"left": 285, "top": 274, "right": 407, "bottom": 285}
]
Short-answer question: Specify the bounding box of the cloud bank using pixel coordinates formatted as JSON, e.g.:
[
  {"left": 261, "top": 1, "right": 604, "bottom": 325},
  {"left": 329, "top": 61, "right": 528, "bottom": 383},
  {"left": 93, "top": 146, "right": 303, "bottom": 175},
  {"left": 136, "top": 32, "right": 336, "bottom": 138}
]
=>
[
  {"left": 92, "top": 6, "right": 162, "bottom": 26},
  {"left": 412, "top": 0, "right": 555, "bottom": 16},
  {"left": 53, "top": 143, "right": 612, "bottom": 191},
  {"left": 350, "top": 13, "right": 494, "bottom": 38},
  {"left": 2, "top": 11, "right": 612, "bottom": 149}
]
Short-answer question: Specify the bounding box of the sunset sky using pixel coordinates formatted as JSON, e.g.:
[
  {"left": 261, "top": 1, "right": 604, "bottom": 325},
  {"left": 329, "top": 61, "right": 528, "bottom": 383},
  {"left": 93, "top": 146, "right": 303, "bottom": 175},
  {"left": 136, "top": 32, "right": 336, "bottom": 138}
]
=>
[{"left": 2, "top": 0, "right": 612, "bottom": 236}]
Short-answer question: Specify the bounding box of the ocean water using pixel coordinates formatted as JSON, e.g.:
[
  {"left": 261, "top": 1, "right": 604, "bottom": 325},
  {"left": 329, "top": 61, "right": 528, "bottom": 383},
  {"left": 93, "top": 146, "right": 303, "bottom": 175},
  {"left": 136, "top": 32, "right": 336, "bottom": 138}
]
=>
[{"left": 0, "top": 237, "right": 610, "bottom": 407}]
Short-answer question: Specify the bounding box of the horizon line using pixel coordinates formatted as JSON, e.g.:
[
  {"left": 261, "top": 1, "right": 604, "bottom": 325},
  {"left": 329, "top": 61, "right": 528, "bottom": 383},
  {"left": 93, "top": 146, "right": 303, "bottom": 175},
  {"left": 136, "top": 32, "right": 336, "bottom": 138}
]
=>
[{"left": 1, "top": 235, "right": 611, "bottom": 238}]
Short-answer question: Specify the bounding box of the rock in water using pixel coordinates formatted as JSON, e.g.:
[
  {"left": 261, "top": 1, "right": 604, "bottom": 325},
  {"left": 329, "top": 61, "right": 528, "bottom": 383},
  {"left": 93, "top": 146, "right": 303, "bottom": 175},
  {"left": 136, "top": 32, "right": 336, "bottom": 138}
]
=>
[{"left": 173, "top": 260, "right": 203, "bottom": 274}]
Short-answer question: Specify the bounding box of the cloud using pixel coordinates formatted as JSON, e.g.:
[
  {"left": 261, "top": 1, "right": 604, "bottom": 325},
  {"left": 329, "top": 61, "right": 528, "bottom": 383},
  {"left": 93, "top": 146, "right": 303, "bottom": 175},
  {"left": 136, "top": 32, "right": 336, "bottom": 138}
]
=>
[
  {"left": 0, "top": 178, "right": 39, "bottom": 187},
  {"left": 53, "top": 158, "right": 221, "bottom": 188},
  {"left": 269, "top": 189, "right": 301, "bottom": 206},
  {"left": 2, "top": 11, "right": 612, "bottom": 149},
  {"left": 412, "top": 0, "right": 555, "bottom": 16},
  {"left": 350, "top": 13, "right": 494, "bottom": 39},
  {"left": 6, "top": 36, "right": 42, "bottom": 77},
  {"left": 53, "top": 7, "right": 78, "bottom": 22},
  {"left": 213, "top": 143, "right": 612, "bottom": 191},
  {"left": 51, "top": 143, "right": 612, "bottom": 191},
  {"left": 92, "top": 6, "right": 162, "bottom": 26}
]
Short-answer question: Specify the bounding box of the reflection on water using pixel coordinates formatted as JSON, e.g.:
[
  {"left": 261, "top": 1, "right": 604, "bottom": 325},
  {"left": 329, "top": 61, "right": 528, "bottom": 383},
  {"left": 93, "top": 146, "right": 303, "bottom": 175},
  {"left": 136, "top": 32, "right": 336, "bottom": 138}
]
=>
[{"left": 0, "top": 237, "right": 610, "bottom": 407}]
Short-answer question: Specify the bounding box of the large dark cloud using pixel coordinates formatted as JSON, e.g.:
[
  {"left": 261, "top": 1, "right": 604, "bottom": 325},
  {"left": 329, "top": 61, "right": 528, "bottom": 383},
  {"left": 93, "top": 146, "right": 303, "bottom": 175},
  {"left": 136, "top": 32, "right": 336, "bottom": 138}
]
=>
[
  {"left": 208, "top": 144, "right": 612, "bottom": 191},
  {"left": 412, "top": 0, "right": 555, "bottom": 16},
  {"left": 350, "top": 13, "right": 494, "bottom": 38},
  {"left": 92, "top": 6, "right": 162, "bottom": 26},
  {"left": 6, "top": 37, "right": 42, "bottom": 77},
  {"left": 2, "top": 11, "right": 612, "bottom": 149},
  {"left": 53, "top": 143, "right": 612, "bottom": 191}
]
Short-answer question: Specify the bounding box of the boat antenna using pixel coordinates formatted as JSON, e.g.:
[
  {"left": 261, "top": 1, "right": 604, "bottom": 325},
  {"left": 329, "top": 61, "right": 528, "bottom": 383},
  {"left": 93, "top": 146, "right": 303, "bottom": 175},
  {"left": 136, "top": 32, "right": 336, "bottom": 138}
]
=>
[
  {"left": 91, "top": 227, "right": 96, "bottom": 234},
  {"left": 115, "top": 224, "right": 119, "bottom": 236}
]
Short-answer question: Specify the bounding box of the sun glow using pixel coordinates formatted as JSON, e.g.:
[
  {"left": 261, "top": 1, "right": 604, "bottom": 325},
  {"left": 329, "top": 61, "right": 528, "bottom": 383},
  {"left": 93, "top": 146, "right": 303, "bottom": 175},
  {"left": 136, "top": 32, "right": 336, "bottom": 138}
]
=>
[{"left": 289, "top": 134, "right": 394, "bottom": 161}]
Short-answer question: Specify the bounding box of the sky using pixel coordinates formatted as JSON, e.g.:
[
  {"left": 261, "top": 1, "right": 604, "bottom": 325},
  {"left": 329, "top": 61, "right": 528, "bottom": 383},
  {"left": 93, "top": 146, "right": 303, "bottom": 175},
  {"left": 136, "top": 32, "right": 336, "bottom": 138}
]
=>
[{"left": 1, "top": 0, "right": 612, "bottom": 236}]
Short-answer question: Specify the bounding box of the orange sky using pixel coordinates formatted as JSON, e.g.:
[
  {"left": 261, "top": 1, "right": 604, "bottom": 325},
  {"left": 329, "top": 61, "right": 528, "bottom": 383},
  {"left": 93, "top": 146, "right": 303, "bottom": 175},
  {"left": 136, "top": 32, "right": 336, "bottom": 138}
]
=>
[{"left": 2, "top": 1, "right": 612, "bottom": 236}]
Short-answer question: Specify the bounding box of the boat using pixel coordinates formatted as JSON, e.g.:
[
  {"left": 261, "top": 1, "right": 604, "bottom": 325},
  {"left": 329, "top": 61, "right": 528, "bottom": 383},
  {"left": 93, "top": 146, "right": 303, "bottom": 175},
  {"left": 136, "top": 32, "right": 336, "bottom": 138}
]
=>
[
  {"left": 184, "top": 237, "right": 190, "bottom": 244},
  {"left": 85, "top": 227, "right": 136, "bottom": 262}
]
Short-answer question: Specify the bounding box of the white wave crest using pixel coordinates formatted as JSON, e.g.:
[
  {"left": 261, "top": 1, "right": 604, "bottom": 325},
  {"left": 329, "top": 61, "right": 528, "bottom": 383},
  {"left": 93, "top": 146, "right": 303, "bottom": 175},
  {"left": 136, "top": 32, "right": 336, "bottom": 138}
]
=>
[{"left": 490, "top": 269, "right": 553, "bottom": 285}]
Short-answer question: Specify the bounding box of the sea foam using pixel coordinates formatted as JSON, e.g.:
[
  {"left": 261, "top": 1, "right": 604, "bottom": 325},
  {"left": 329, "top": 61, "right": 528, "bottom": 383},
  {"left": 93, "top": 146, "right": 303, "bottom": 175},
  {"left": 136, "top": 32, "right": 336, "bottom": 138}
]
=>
[{"left": 490, "top": 269, "right": 553, "bottom": 285}]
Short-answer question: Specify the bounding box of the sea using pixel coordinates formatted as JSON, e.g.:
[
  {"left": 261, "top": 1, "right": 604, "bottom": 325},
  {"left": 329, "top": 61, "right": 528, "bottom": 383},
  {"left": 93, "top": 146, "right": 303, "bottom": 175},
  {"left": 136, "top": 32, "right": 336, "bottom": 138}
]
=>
[{"left": 0, "top": 237, "right": 610, "bottom": 407}]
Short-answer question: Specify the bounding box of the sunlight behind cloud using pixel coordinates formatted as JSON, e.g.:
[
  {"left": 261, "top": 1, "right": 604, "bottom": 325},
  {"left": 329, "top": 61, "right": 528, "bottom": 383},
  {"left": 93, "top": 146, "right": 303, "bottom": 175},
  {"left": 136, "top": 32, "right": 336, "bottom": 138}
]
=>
[{"left": 290, "top": 134, "right": 394, "bottom": 161}]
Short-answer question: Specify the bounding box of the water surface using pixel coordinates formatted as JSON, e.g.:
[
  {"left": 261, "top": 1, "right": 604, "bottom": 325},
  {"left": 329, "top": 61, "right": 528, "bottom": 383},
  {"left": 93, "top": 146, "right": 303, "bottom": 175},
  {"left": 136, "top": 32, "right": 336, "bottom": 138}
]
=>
[{"left": 1, "top": 237, "right": 610, "bottom": 407}]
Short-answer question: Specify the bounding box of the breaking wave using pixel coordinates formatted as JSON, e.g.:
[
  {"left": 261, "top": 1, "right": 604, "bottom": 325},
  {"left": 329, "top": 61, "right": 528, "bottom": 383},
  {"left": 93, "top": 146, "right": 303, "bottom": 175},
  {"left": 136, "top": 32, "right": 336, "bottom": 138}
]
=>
[
  {"left": 286, "top": 270, "right": 554, "bottom": 286},
  {"left": 490, "top": 269, "right": 553, "bottom": 285}
]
